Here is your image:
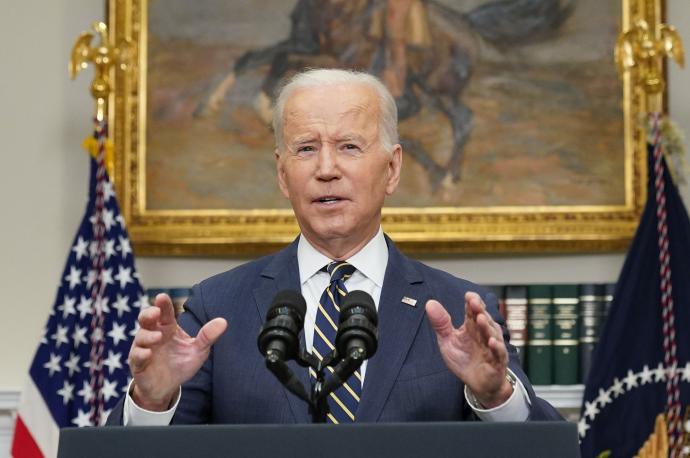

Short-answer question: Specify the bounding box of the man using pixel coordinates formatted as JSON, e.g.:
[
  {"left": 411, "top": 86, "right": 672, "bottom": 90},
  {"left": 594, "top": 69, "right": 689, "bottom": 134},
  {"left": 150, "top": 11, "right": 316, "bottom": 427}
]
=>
[{"left": 108, "top": 69, "right": 561, "bottom": 425}]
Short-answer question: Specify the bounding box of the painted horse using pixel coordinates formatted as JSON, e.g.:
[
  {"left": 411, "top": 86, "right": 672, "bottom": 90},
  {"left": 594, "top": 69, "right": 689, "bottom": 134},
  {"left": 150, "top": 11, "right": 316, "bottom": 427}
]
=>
[{"left": 195, "top": 0, "right": 575, "bottom": 191}]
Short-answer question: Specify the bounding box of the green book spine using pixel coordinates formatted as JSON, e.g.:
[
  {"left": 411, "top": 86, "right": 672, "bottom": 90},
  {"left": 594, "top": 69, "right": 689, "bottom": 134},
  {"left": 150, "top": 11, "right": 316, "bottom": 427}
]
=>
[
  {"left": 527, "top": 284, "right": 553, "bottom": 385},
  {"left": 504, "top": 286, "right": 528, "bottom": 367},
  {"left": 579, "top": 283, "right": 605, "bottom": 383},
  {"left": 553, "top": 284, "right": 579, "bottom": 384}
]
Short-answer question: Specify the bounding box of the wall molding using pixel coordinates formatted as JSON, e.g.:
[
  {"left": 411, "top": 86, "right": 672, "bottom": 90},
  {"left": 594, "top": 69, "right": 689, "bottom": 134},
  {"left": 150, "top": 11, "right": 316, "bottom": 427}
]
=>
[
  {"left": 0, "top": 389, "right": 20, "bottom": 458},
  {"left": 0, "top": 390, "right": 20, "bottom": 412}
]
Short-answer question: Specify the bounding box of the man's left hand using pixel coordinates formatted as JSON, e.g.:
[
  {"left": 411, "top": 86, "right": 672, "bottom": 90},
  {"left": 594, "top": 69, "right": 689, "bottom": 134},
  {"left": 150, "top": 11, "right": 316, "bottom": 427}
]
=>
[{"left": 425, "top": 292, "right": 513, "bottom": 408}]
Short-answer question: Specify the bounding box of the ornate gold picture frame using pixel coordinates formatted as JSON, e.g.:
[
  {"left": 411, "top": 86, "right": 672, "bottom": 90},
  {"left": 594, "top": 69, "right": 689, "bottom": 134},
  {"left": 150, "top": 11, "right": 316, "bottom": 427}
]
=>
[{"left": 108, "top": 0, "right": 662, "bottom": 256}]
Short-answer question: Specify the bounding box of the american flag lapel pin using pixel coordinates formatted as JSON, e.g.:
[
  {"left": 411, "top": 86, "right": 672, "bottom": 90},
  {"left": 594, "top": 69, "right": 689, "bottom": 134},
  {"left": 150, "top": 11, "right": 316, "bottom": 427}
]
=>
[{"left": 401, "top": 296, "right": 417, "bottom": 307}]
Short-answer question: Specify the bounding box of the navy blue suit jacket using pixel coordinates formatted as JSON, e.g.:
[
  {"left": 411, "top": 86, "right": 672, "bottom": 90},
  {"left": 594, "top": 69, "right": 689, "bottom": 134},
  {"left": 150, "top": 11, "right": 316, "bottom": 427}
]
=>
[{"left": 109, "top": 236, "right": 562, "bottom": 424}]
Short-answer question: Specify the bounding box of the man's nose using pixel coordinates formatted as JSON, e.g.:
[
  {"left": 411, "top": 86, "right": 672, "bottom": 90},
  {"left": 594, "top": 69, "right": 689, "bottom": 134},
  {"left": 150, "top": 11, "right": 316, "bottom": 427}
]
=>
[{"left": 315, "top": 144, "right": 341, "bottom": 181}]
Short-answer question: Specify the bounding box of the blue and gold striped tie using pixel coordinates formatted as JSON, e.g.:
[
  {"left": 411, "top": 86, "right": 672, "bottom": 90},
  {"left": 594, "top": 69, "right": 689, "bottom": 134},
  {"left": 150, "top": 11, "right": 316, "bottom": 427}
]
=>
[{"left": 312, "top": 261, "right": 361, "bottom": 423}]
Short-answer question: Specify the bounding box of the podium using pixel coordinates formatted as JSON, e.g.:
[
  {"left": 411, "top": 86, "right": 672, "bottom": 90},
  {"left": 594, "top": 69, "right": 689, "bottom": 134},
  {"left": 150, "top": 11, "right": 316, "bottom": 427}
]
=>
[{"left": 58, "top": 422, "right": 580, "bottom": 458}]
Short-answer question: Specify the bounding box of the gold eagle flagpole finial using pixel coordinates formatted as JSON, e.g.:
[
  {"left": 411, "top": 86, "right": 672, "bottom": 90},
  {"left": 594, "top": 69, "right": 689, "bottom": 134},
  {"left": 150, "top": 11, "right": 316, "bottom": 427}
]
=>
[
  {"left": 615, "top": 0, "right": 684, "bottom": 112},
  {"left": 69, "top": 21, "right": 131, "bottom": 121},
  {"left": 69, "top": 21, "right": 132, "bottom": 179}
]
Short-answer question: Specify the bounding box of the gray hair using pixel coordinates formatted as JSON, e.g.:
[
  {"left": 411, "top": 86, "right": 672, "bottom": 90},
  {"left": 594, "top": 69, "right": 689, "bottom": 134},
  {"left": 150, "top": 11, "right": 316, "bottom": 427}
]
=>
[{"left": 272, "top": 68, "right": 399, "bottom": 153}]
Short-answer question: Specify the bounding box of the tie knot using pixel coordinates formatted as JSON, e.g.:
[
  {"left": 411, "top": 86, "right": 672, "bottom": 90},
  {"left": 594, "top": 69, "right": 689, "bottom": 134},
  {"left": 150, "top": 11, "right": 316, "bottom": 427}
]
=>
[{"left": 326, "top": 261, "right": 356, "bottom": 283}]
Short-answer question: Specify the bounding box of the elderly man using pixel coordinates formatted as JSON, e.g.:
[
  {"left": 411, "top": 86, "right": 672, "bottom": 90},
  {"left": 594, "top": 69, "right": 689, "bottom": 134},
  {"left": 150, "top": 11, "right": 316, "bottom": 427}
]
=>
[{"left": 108, "top": 69, "right": 561, "bottom": 425}]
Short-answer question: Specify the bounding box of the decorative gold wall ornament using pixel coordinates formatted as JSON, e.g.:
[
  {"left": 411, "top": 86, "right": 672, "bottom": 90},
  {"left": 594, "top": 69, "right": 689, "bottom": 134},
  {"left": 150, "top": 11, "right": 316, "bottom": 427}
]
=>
[{"left": 106, "top": 0, "right": 665, "bottom": 256}]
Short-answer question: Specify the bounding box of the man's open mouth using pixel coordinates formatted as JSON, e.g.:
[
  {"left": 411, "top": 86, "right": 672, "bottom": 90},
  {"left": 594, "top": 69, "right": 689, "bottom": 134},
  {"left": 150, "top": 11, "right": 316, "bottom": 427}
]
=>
[{"left": 315, "top": 196, "right": 344, "bottom": 204}]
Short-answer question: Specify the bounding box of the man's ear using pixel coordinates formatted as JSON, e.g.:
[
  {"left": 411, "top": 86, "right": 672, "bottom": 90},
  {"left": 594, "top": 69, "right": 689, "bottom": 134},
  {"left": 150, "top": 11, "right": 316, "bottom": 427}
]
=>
[
  {"left": 385, "top": 144, "right": 403, "bottom": 195},
  {"left": 275, "top": 148, "right": 290, "bottom": 199}
]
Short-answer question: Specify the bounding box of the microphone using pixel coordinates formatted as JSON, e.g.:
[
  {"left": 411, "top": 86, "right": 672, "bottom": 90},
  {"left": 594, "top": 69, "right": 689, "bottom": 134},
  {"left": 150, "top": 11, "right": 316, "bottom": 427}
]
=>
[
  {"left": 335, "top": 290, "right": 378, "bottom": 361},
  {"left": 318, "top": 290, "right": 378, "bottom": 402},
  {"left": 257, "top": 289, "right": 307, "bottom": 362}
]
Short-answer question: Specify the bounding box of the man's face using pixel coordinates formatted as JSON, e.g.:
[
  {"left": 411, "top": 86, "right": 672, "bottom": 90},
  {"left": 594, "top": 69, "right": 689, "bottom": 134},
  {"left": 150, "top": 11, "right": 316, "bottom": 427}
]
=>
[{"left": 276, "top": 83, "right": 402, "bottom": 255}]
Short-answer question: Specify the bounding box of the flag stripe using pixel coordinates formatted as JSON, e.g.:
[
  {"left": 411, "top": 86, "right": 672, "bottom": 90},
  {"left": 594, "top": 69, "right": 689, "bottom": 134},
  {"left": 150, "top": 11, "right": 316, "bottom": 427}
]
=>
[
  {"left": 11, "top": 416, "right": 43, "bottom": 458},
  {"left": 13, "top": 377, "right": 60, "bottom": 458}
]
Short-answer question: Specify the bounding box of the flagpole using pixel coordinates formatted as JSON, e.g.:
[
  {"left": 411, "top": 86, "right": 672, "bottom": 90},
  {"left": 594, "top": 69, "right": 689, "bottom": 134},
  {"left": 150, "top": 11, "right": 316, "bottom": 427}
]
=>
[{"left": 615, "top": 0, "right": 685, "bottom": 452}]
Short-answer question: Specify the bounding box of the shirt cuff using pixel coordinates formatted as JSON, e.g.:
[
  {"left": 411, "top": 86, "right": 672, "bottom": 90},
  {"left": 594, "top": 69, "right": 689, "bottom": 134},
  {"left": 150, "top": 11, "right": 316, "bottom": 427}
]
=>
[
  {"left": 123, "top": 379, "right": 181, "bottom": 426},
  {"left": 464, "top": 368, "right": 531, "bottom": 422}
]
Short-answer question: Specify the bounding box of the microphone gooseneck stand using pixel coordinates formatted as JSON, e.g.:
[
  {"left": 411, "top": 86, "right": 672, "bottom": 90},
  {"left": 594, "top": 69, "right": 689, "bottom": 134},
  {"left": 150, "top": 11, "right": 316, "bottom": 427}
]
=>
[{"left": 259, "top": 290, "right": 378, "bottom": 423}]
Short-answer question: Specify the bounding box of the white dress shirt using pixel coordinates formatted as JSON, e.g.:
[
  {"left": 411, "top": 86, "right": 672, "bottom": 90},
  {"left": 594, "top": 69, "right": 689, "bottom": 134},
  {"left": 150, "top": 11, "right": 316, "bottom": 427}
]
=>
[{"left": 124, "top": 228, "right": 529, "bottom": 424}]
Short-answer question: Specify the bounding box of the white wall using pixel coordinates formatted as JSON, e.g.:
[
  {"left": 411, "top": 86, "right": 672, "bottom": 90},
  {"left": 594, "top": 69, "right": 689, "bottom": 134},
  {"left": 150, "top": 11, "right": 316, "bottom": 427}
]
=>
[
  {"left": 1, "top": 0, "right": 689, "bottom": 454},
  {"left": 1, "top": 1, "right": 99, "bottom": 388}
]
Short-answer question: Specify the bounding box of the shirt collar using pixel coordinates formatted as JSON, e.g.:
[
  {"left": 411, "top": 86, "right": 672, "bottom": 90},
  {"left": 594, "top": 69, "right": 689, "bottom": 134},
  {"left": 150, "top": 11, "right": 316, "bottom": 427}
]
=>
[{"left": 297, "top": 227, "right": 388, "bottom": 288}]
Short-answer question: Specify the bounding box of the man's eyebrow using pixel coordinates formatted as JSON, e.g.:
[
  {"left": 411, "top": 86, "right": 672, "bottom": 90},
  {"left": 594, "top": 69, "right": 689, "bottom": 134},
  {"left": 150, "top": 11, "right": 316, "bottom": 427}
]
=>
[
  {"left": 335, "top": 134, "right": 366, "bottom": 143},
  {"left": 289, "top": 135, "right": 319, "bottom": 145}
]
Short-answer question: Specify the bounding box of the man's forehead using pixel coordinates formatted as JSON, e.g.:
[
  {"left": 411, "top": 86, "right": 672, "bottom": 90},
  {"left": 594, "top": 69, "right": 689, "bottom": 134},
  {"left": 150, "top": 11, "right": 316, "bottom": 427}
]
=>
[{"left": 284, "top": 84, "right": 379, "bottom": 119}]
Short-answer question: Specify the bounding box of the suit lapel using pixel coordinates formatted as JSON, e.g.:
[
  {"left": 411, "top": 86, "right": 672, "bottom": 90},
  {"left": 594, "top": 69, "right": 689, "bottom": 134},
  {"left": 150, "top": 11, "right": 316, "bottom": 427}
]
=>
[
  {"left": 356, "top": 238, "right": 427, "bottom": 422},
  {"left": 252, "top": 238, "right": 311, "bottom": 423}
]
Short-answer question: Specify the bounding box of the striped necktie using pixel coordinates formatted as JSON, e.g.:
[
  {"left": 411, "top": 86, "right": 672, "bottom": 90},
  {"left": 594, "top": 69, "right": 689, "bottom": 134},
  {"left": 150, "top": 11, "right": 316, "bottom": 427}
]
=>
[{"left": 312, "top": 261, "right": 361, "bottom": 423}]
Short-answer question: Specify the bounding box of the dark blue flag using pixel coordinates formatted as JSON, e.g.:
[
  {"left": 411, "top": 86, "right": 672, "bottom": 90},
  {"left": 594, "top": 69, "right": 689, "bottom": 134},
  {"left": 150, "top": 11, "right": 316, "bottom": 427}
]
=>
[{"left": 579, "top": 145, "right": 690, "bottom": 457}]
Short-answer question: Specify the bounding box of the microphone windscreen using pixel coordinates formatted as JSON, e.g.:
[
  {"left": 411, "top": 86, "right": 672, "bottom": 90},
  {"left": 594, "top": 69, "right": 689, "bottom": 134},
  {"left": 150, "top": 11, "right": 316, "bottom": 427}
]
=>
[
  {"left": 269, "top": 289, "right": 307, "bottom": 321},
  {"left": 340, "top": 290, "right": 377, "bottom": 325}
]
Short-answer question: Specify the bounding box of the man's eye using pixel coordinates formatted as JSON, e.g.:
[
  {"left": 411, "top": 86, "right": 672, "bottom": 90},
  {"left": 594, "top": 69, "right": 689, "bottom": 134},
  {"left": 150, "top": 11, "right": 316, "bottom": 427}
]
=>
[
  {"left": 343, "top": 144, "right": 359, "bottom": 150},
  {"left": 297, "top": 146, "right": 315, "bottom": 153}
]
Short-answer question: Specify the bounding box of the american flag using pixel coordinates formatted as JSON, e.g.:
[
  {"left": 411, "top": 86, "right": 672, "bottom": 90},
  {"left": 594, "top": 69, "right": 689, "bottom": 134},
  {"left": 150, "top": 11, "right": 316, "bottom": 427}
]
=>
[{"left": 11, "top": 126, "right": 145, "bottom": 457}]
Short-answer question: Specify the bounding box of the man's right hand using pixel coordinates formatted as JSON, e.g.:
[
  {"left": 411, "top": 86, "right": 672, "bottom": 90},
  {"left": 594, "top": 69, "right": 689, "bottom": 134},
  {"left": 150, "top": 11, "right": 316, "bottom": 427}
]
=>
[{"left": 128, "top": 293, "right": 228, "bottom": 411}]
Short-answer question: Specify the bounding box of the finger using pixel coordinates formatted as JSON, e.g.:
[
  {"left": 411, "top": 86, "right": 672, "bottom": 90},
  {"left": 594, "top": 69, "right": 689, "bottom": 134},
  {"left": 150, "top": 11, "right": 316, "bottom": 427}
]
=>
[
  {"left": 476, "top": 313, "right": 498, "bottom": 345},
  {"left": 464, "top": 291, "right": 486, "bottom": 318},
  {"left": 138, "top": 306, "right": 161, "bottom": 330},
  {"left": 488, "top": 336, "right": 508, "bottom": 363},
  {"left": 194, "top": 318, "right": 228, "bottom": 351},
  {"left": 492, "top": 321, "right": 506, "bottom": 346},
  {"left": 155, "top": 293, "right": 176, "bottom": 326},
  {"left": 133, "top": 329, "right": 163, "bottom": 348},
  {"left": 466, "top": 291, "right": 498, "bottom": 334},
  {"left": 128, "top": 346, "right": 153, "bottom": 371},
  {"left": 463, "top": 293, "right": 484, "bottom": 339},
  {"left": 425, "top": 300, "right": 454, "bottom": 340}
]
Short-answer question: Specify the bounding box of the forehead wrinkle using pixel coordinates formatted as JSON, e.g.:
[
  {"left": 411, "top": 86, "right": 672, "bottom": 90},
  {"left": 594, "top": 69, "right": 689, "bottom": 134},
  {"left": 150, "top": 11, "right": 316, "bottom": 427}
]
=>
[
  {"left": 334, "top": 101, "right": 380, "bottom": 134},
  {"left": 283, "top": 84, "right": 382, "bottom": 145}
]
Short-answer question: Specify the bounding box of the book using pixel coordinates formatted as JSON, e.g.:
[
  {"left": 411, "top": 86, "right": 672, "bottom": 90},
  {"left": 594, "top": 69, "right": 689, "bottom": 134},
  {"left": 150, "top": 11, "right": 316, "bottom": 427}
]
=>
[
  {"left": 504, "top": 285, "right": 528, "bottom": 367},
  {"left": 552, "top": 284, "right": 579, "bottom": 384},
  {"left": 578, "top": 283, "right": 606, "bottom": 384},
  {"left": 604, "top": 282, "right": 616, "bottom": 316},
  {"left": 527, "top": 284, "right": 553, "bottom": 385}
]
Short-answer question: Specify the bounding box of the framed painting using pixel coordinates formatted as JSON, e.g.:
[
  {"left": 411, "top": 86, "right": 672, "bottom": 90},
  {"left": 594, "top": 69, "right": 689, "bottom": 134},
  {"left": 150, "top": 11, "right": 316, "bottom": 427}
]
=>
[{"left": 108, "top": 0, "right": 662, "bottom": 256}]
